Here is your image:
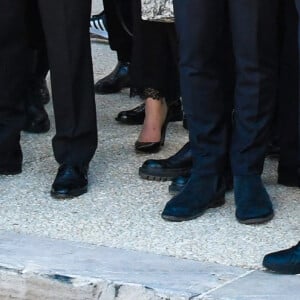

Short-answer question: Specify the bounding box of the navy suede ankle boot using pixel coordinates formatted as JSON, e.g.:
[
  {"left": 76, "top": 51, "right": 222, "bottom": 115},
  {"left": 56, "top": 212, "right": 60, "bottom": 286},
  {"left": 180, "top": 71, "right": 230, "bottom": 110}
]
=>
[
  {"left": 263, "top": 242, "right": 300, "bottom": 274},
  {"left": 161, "top": 174, "right": 226, "bottom": 222},
  {"left": 234, "top": 175, "right": 274, "bottom": 225}
]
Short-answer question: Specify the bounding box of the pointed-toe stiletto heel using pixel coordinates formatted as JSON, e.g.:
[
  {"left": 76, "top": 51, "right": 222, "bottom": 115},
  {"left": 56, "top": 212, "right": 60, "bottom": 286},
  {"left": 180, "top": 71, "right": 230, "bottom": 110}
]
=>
[
  {"left": 135, "top": 118, "right": 169, "bottom": 153},
  {"left": 135, "top": 101, "right": 178, "bottom": 154}
]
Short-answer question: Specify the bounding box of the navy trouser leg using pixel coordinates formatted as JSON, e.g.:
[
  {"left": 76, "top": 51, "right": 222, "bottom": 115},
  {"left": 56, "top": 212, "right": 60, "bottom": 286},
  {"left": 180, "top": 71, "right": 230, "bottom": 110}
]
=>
[
  {"left": 278, "top": 0, "right": 299, "bottom": 178},
  {"left": 173, "top": 0, "right": 229, "bottom": 175},
  {"left": 229, "top": 0, "right": 279, "bottom": 175},
  {"left": 174, "top": 0, "right": 278, "bottom": 176}
]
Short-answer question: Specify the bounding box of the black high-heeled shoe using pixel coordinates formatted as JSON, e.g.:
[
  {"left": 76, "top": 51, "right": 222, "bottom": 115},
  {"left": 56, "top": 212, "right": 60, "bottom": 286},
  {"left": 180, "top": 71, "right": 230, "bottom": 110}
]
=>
[{"left": 135, "top": 102, "right": 177, "bottom": 153}]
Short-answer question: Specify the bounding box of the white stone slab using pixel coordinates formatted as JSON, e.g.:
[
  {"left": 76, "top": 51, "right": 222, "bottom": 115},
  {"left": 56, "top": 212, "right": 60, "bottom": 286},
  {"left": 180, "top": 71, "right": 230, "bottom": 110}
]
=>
[{"left": 0, "top": 231, "right": 247, "bottom": 299}]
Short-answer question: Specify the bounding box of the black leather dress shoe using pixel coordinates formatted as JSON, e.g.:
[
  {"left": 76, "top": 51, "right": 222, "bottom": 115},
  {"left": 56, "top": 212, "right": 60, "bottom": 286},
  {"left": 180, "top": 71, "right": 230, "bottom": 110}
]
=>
[
  {"left": 139, "top": 142, "right": 192, "bottom": 180},
  {"left": 94, "top": 61, "right": 130, "bottom": 94},
  {"left": 162, "top": 174, "right": 226, "bottom": 222},
  {"left": 23, "top": 103, "right": 50, "bottom": 134},
  {"left": 263, "top": 242, "right": 300, "bottom": 274},
  {"left": 116, "top": 101, "right": 183, "bottom": 125},
  {"left": 51, "top": 164, "right": 88, "bottom": 199},
  {"left": 116, "top": 103, "right": 146, "bottom": 125}
]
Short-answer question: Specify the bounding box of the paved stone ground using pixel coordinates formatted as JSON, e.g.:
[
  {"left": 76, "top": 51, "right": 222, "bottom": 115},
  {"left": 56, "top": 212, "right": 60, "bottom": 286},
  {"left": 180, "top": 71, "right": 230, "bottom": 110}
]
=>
[{"left": 0, "top": 2, "right": 300, "bottom": 299}]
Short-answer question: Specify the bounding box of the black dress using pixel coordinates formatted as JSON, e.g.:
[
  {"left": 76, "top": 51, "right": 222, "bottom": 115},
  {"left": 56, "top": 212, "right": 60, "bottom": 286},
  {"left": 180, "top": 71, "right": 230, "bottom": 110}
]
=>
[{"left": 130, "top": 0, "right": 180, "bottom": 104}]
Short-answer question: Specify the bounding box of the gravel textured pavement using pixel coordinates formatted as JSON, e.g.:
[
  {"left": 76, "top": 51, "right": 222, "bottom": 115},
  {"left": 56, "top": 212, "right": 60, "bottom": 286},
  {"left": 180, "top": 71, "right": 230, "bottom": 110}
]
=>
[{"left": 0, "top": 2, "right": 299, "bottom": 272}]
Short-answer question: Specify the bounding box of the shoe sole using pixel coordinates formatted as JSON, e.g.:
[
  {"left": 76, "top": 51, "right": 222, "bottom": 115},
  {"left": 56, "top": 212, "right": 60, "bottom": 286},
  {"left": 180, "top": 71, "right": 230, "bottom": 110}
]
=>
[
  {"left": 161, "top": 197, "right": 225, "bottom": 222},
  {"left": 90, "top": 33, "right": 109, "bottom": 43},
  {"left": 115, "top": 117, "right": 144, "bottom": 125},
  {"left": 263, "top": 262, "right": 300, "bottom": 275},
  {"left": 51, "top": 187, "right": 88, "bottom": 200},
  {"left": 237, "top": 212, "right": 274, "bottom": 225},
  {"left": 0, "top": 169, "right": 22, "bottom": 176},
  {"left": 139, "top": 167, "right": 190, "bottom": 181}
]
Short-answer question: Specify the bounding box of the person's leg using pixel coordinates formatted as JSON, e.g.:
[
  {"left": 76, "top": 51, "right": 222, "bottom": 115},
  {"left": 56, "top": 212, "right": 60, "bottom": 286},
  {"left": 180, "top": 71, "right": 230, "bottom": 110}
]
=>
[
  {"left": 278, "top": 0, "right": 300, "bottom": 186},
  {"left": 37, "top": 0, "right": 97, "bottom": 198},
  {"left": 23, "top": 46, "right": 50, "bottom": 134},
  {"left": 38, "top": 0, "right": 97, "bottom": 166},
  {"left": 131, "top": 0, "right": 181, "bottom": 153},
  {"left": 139, "top": 15, "right": 235, "bottom": 186},
  {"left": 229, "top": 0, "right": 279, "bottom": 224},
  {"left": 94, "top": 0, "right": 132, "bottom": 94},
  {"left": 24, "top": 2, "right": 50, "bottom": 133},
  {"left": 0, "top": 0, "right": 30, "bottom": 174},
  {"left": 115, "top": 18, "right": 182, "bottom": 128},
  {"left": 135, "top": 23, "right": 180, "bottom": 149},
  {"left": 103, "top": 0, "right": 132, "bottom": 62},
  {"left": 161, "top": 0, "right": 228, "bottom": 222}
]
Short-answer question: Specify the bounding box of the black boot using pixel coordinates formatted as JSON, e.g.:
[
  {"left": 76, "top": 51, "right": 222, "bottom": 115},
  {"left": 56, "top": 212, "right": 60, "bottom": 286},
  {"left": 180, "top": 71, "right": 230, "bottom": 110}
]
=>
[
  {"left": 161, "top": 174, "right": 226, "bottom": 222},
  {"left": 169, "top": 172, "right": 233, "bottom": 195},
  {"left": 94, "top": 61, "right": 130, "bottom": 94},
  {"left": 263, "top": 242, "right": 300, "bottom": 274},
  {"left": 23, "top": 77, "right": 50, "bottom": 134},
  {"left": 139, "top": 142, "right": 192, "bottom": 180},
  {"left": 168, "top": 175, "right": 190, "bottom": 195},
  {"left": 234, "top": 175, "right": 274, "bottom": 225}
]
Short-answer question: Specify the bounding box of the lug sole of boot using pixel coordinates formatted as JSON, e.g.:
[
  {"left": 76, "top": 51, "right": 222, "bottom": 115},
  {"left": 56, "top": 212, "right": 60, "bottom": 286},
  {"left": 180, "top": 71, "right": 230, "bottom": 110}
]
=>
[
  {"left": 161, "top": 197, "right": 225, "bottom": 222},
  {"left": 139, "top": 167, "right": 190, "bottom": 181},
  {"left": 237, "top": 212, "right": 274, "bottom": 225}
]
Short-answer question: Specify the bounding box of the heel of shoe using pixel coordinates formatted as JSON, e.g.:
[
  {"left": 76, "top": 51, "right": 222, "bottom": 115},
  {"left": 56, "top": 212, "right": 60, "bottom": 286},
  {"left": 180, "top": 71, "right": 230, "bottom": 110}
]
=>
[
  {"left": 160, "top": 102, "right": 177, "bottom": 146},
  {"left": 160, "top": 122, "right": 168, "bottom": 147}
]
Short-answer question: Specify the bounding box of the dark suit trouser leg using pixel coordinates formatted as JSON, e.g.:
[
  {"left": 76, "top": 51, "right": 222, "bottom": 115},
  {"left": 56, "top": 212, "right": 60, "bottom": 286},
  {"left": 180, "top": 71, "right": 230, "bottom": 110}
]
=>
[
  {"left": 229, "top": 0, "right": 279, "bottom": 175},
  {"left": 278, "top": 0, "right": 300, "bottom": 178},
  {"left": 27, "top": 0, "right": 49, "bottom": 78},
  {"left": 0, "top": 0, "right": 29, "bottom": 167},
  {"left": 103, "top": 0, "right": 132, "bottom": 62},
  {"left": 38, "top": 0, "right": 98, "bottom": 165},
  {"left": 174, "top": 0, "right": 278, "bottom": 176},
  {"left": 174, "top": 0, "right": 229, "bottom": 175}
]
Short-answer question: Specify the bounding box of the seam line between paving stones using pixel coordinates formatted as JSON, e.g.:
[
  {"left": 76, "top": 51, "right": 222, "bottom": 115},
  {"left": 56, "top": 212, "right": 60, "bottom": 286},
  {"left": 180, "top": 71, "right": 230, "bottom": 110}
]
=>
[{"left": 197, "top": 269, "right": 255, "bottom": 298}]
